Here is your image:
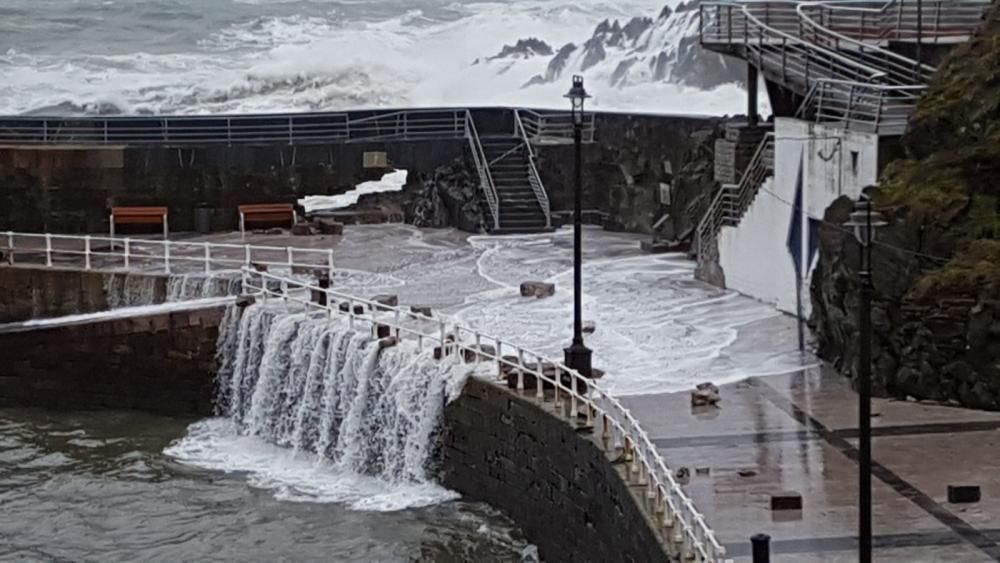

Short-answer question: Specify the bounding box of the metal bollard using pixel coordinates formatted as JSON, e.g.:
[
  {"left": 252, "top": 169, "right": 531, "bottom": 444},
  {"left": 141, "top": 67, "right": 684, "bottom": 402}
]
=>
[{"left": 751, "top": 533, "right": 771, "bottom": 563}]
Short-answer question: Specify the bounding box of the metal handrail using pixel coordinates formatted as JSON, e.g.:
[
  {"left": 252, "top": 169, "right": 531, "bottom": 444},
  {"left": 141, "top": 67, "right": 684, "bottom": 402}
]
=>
[
  {"left": 240, "top": 267, "right": 732, "bottom": 562},
  {"left": 803, "top": 78, "right": 926, "bottom": 134},
  {"left": 0, "top": 108, "right": 466, "bottom": 146},
  {"left": 518, "top": 109, "right": 596, "bottom": 143},
  {"left": 696, "top": 134, "right": 775, "bottom": 264},
  {"left": 464, "top": 113, "right": 501, "bottom": 231},
  {"left": 514, "top": 110, "right": 552, "bottom": 228},
  {"left": 1, "top": 231, "right": 335, "bottom": 278}
]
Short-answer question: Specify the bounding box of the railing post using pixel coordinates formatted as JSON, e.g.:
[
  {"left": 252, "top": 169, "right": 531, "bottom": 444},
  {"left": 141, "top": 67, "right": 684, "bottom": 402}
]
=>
[
  {"left": 327, "top": 249, "right": 335, "bottom": 280},
  {"left": 164, "top": 242, "right": 171, "bottom": 274},
  {"left": 439, "top": 320, "right": 447, "bottom": 356},
  {"left": 286, "top": 246, "right": 293, "bottom": 270},
  {"left": 204, "top": 242, "right": 211, "bottom": 274},
  {"left": 288, "top": 116, "right": 294, "bottom": 146},
  {"left": 244, "top": 244, "right": 251, "bottom": 269},
  {"left": 227, "top": 118, "right": 232, "bottom": 147},
  {"left": 43, "top": 120, "right": 48, "bottom": 142},
  {"left": 6, "top": 231, "right": 14, "bottom": 265},
  {"left": 45, "top": 234, "right": 52, "bottom": 267},
  {"left": 84, "top": 235, "right": 92, "bottom": 270},
  {"left": 124, "top": 238, "right": 130, "bottom": 269}
]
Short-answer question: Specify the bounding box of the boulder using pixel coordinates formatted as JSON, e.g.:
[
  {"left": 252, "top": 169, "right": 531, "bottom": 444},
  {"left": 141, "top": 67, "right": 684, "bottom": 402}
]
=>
[
  {"left": 520, "top": 281, "right": 556, "bottom": 298},
  {"left": 291, "top": 222, "right": 315, "bottom": 236},
  {"left": 371, "top": 294, "right": 398, "bottom": 309},
  {"left": 691, "top": 382, "right": 721, "bottom": 407},
  {"left": 410, "top": 305, "right": 433, "bottom": 318},
  {"left": 313, "top": 218, "right": 345, "bottom": 235}
]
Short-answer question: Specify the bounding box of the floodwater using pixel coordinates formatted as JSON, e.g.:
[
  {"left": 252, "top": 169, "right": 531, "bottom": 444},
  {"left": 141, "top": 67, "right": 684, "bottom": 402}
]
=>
[{"left": 0, "top": 409, "right": 533, "bottom": 562}]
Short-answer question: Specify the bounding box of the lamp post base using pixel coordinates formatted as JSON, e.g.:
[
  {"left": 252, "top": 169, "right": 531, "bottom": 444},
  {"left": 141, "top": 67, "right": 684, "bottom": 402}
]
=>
[{"left": 564, "top": 341, "right": 592, "bottom": 378}]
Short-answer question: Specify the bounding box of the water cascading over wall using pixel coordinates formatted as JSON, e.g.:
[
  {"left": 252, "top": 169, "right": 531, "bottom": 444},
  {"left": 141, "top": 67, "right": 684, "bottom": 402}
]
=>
[{"left": 214, "top": 301, "right": 465, "bottom": 486}]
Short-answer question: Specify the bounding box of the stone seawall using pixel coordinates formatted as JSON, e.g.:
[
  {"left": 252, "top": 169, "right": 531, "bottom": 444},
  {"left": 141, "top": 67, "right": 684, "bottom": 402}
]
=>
[
  {"left": 0, "top": 266, "right": 169, "bottom": 323},
  {"left": 439, "top": 377, "right": 670, "bottom": 563},
  {"left": 0, "top": 109, "right": 722, "bottom": 236},
  {"left": 0, "top": 303, "right": 226, "bottom": 415}
]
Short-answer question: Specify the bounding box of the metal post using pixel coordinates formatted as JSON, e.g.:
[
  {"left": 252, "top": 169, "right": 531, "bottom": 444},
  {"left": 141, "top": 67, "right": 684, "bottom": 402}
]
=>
[
  {"left": 124, "top": 238, "right": 130, "bottom": 269},
  {"left": 564, "top": 82, "right": 592, "bottom": 378},
  {"left": 164, "top": 242, "right": 171, "bottom": 274},
  {"left": 204, "top": 243, "right": 211, "bottom": 274},
  {"left": 45, "top": 234, "right": 52, "bottom": 267},
  {"left": 916, "top": 0, "right": 923, "bottom": 70},
  {"left": 84, "top": 236, "right": 92, "bottom": 270},
  {"left": 751, "top": 533, "right": 771, "bottom": 563},
  {"left": 244, "top": 245, "right": 251, "bottom": 269},
  {"left": 859, "top": 206, "right": 874, "bottom": 563},
  {"left": 286, "top": 247, "right": 293, "bottom": 270},
  {"left": 5, "top": 231, "right": 13, "bottom": 264},
  {"left": 747, "top": 63, "right": 759, "bottom": 126}
]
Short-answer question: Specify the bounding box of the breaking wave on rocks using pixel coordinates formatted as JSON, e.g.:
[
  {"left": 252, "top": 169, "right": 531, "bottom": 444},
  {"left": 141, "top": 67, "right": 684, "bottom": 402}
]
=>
[
  {"left": 1, "top": 0, "right": 758, "bottom": 116},
  {"left": 167, "top": 301, "right": 468, "bottom": 511}
]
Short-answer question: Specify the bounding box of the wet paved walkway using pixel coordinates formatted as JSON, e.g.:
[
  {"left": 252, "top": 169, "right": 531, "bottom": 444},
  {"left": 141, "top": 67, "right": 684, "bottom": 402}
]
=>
[{"left": 625, "top": 367, "right": 1000, "bottom": 562}]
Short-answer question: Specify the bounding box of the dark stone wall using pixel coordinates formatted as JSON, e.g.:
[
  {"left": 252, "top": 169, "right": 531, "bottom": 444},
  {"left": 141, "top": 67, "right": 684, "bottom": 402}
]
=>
[
  {"left": 438, "top": 377, "right": 670, "bottom": 563},
  {"left": 0, "top": 266, "right": 168, "bottom": 323},
  {"left": 0, "top": 304, "right": 225, "bottom": 415},
  {"left": 536, "top": 113, "right": 723, "bottom": 237},
  {"left": 0, "top": 109, "right": 722, "bottom": 236}
]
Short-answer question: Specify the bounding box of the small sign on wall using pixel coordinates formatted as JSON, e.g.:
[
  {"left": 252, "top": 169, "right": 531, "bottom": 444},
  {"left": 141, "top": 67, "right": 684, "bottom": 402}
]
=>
[
  {"left": 363, "top": 151, "right": 388, "bottom": 168},
  {"left": 659, "top": 182, "right": 672, "bottom": 206}
]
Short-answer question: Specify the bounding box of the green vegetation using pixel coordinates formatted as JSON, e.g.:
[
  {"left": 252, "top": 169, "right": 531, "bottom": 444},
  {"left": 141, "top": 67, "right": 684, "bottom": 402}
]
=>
[{"left": 878, "top": 5, "right": 1000, "bottom": 297}]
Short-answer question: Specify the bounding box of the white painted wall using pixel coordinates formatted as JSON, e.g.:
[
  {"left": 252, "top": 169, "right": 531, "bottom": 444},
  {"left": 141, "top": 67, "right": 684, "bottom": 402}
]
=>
[{"left": 718, "top": 118, "right": 879, "bottom": 315}]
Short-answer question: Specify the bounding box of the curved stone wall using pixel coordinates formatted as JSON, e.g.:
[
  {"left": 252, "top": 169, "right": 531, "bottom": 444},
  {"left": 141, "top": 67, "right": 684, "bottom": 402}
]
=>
[{"left": 438, "top": 376, "right": 670, "bottom": 563}]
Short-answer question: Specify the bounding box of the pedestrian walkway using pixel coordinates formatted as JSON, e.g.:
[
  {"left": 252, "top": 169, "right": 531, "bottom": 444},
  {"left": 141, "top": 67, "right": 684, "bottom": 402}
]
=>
[{"left": 624, "top": 366, "right": 1000, "bottom": 562}]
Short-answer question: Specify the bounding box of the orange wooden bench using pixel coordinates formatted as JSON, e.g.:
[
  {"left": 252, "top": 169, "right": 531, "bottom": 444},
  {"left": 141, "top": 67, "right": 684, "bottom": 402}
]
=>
[
  {"left": 239, "top": 203, "right": 296, "bottom": 237},
  {"left": 110, "top": 206, "right": 168, "bottom": 239}
]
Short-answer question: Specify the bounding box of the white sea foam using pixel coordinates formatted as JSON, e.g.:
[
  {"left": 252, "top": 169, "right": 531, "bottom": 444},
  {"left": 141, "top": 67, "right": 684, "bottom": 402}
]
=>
[
  {"left": 168, "top": 301, "right": 467, "bottom": 511},
  {"left": 301, "top": 169, "right": 408, "bottom": 213},
  {"left": 1, "top": 0, "right": 757, "bottom": 116}
]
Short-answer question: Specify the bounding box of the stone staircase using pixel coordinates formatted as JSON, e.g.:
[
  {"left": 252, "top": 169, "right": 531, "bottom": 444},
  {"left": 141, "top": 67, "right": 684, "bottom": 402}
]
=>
[{"left": 479, "top": 136, "right": 550, "bottom": 233}]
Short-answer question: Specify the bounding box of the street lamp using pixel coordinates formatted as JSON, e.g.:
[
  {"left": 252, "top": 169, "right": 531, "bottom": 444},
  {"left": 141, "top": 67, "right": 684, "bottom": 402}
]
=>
[
  {"left": 564, "top": 75, "right": 592, "bottom": 377},
  {"left": 843, "top": 192, "right": 887, "bottom": 563}
]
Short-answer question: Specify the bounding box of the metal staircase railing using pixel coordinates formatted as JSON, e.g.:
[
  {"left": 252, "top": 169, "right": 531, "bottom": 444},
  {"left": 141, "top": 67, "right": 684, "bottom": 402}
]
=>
[
  {"left": 796, "top": 78, "right": 926, "bottom": 134},
  {"left": 514, "top": 110, "right": 552, "bottom": 228},
  {"left": 696, "top": 133, "right": 775, "bottom": 264},
  {"left": 517, "top": 109, "right": 595, "bottom": 144},
  {"left": 464, "top": 112, "right": 501, "bottom": 231},
  {"left": 801, "top": 0, "right": 990, "bottom": 44}
]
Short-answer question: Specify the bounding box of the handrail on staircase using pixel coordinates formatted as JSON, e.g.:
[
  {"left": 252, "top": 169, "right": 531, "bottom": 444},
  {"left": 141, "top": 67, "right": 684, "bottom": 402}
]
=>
[
  {"left": 464, "top": 112, "right": 501, "bottom": 231},
  {"left": 514, "top": 110, "right": 552, "bottom": 228},
  {"left": 695, "top": 133, "right": 775, "bottom": 264}
]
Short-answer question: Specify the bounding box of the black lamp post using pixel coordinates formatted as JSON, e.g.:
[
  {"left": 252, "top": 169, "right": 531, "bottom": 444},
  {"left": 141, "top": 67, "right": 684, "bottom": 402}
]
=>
[
  {"left": 843, "top": 193, "right": 886, "bottom": 563},
  {"left": 564, "top": 75, "right": 592, "bottom": 377}
]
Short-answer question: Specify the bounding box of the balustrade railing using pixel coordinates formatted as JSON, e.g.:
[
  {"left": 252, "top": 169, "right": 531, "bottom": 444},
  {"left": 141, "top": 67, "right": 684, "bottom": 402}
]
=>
[
  {"left": 1, "top": 232, "right": 335, "bottom": 278},
  {"left": 517, "top": 109, "right": 595, "bottom": 144},
  {"left": 0, "top": 109, "right": 472, "bottom": 146},
  {"left": 465, "top": 114, "right": 501, "bottom": 231},
  {"left": 241, "top": 267, "right": 731, "bottom": 562},
  {"left": 513, "top": 110, "right": 552, "bottom": 228},
  {"left": 696, "top": 134, "right": 775, "bottom": 264}
]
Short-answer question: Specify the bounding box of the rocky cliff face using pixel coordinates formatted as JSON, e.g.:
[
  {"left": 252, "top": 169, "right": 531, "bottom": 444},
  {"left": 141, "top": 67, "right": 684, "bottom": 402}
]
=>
[
  {"left": 481, "top": 2, "right": 744, "bottom": 93},
  {"left": 812, "top": 5, "right": 1000, "bottom": 409}
]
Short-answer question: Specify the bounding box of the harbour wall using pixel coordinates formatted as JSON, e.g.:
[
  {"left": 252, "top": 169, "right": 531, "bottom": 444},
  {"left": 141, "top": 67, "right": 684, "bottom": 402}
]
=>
[
  {"left": 0, "top": 265, "right": 168, "bottom": 323},
  {"left": 0, "top": 302, "right": 226, "bottom": 415},
  {"left": 0, "top": 108, "right": 723, "bottom": 236},
  {"left": 439, "top": 377, "right": 670, "bottom": 563}
]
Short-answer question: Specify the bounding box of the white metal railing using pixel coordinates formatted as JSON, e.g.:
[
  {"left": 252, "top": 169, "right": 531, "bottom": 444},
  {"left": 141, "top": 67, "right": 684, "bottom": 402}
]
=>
[
  {"left": 241, "top": 267, "right": 731, "bottom": 562},
  {"left": 514, "top": 110, "right": 552, "bottom": 228},
  {"left": 797, "top": 78, "right": 925, "bottom": 134},
  {"left": 1, "top": 232, "right": 335, "bottom": 278},
  {"left": 518, "top": 109, "right": 596, "bottom": 144},
  {"left": 465, "top": 113, "right": 501, "bottom": 230},
  {"left": 0, "top": 108, "right": 470, "bottom": 146},
  {"left": 696, "top": 134, "right": 775, "bottom": 264}
]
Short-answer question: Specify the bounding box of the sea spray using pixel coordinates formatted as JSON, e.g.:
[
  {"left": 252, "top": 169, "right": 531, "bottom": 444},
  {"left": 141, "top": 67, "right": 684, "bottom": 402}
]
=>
[
  {"left": 104, "top": 272, "right": 159, "bottom": 308},
  {"left": 173, "top": 300, "right": 469, "bottom": 508}
]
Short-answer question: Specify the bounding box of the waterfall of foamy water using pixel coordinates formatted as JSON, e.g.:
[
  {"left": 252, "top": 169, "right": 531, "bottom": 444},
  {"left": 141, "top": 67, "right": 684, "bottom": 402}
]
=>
[
  {"left": 104, "top": 273, "right": 159, "bottom": 308},
  {"left": 213, "top": 301, "right": 465, "bottom": 490},
  {"left": 167, "top": 272, "right": 242, "bottom": 301}
]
